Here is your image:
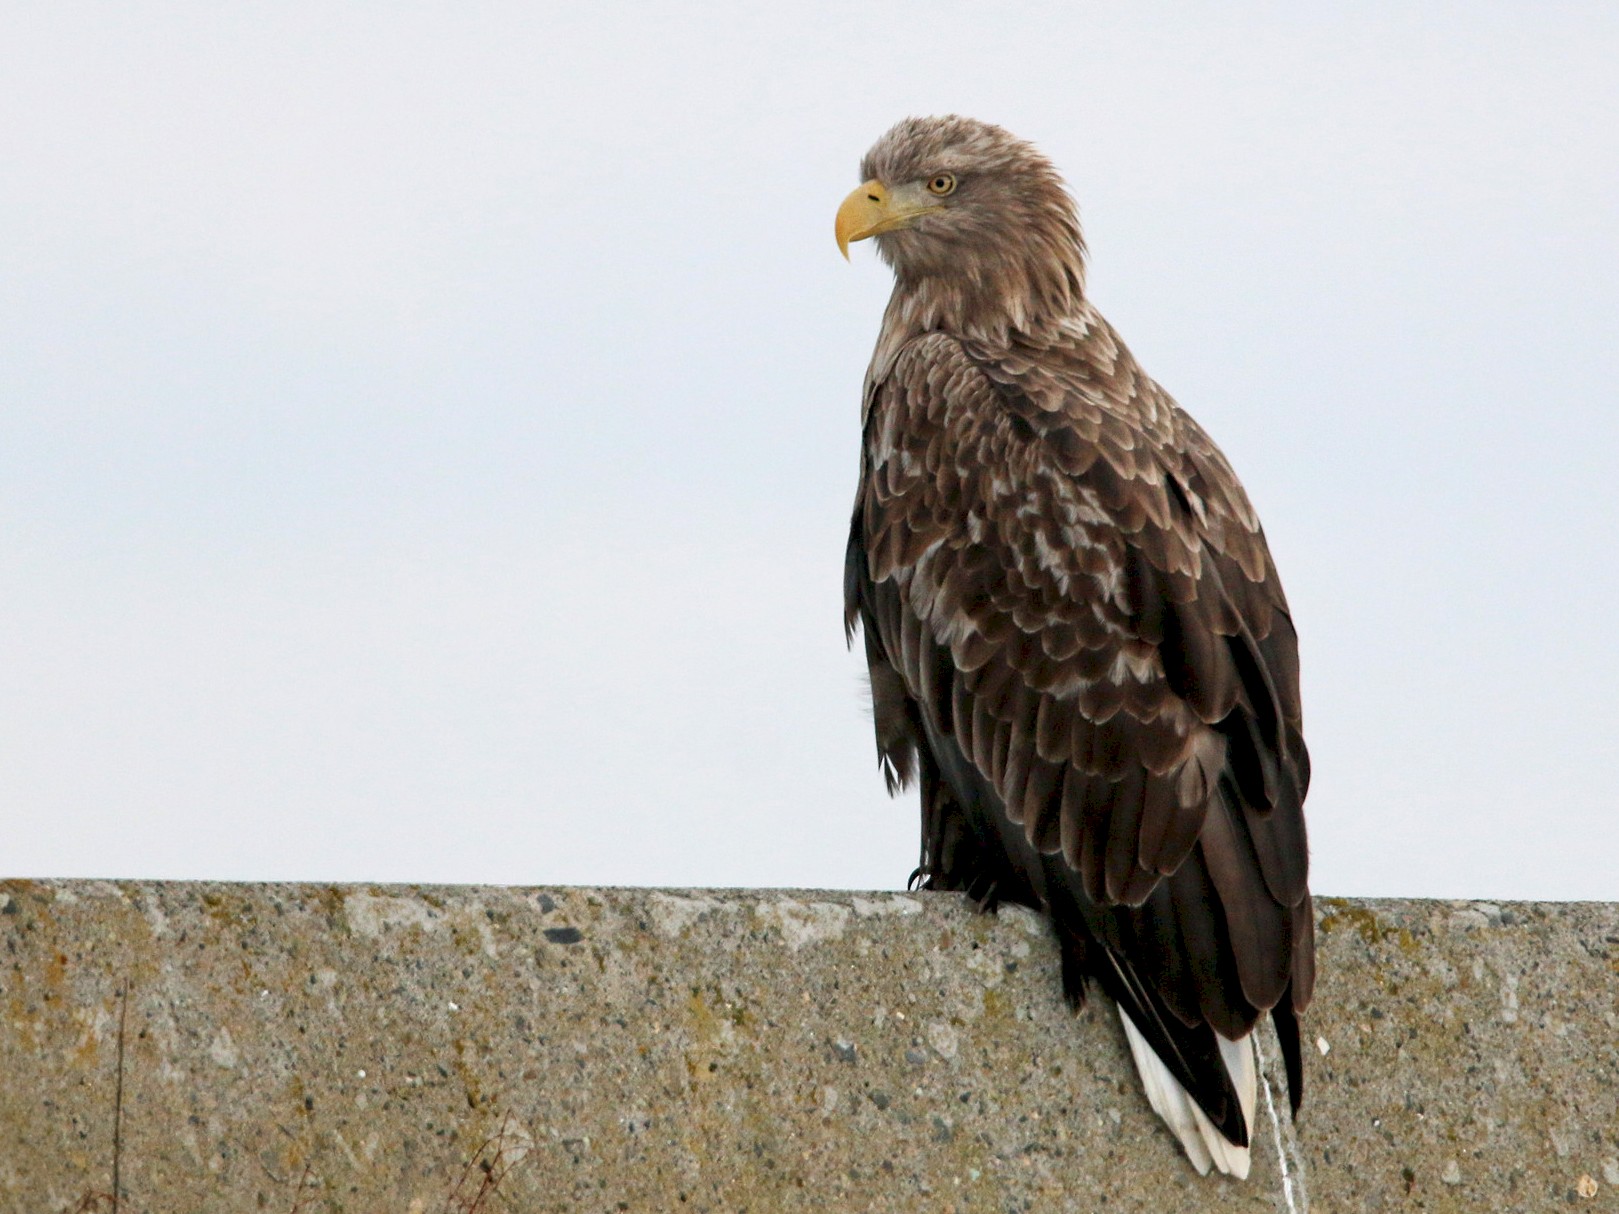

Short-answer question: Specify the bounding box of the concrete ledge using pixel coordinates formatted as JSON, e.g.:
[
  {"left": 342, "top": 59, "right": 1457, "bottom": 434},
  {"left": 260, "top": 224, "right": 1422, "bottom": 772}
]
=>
[{"left": 2, "top": 882, "right": 1617, "bottom": 1212}]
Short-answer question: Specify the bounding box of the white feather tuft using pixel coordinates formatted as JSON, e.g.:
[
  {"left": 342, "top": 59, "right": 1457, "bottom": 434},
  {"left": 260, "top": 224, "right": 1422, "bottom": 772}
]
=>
[{"left": 1118, "top": 1008, "right": 1254, "bottom": 1179}]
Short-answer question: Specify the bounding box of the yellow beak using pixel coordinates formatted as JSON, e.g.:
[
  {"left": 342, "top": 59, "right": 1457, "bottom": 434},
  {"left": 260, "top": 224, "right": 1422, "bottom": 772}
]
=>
[{"left": 835, "top": 179, "right": 941, "bottom": 260}]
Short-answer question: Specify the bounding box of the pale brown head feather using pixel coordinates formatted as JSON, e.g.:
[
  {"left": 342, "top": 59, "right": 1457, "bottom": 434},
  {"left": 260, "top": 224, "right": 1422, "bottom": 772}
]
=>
[{"left": 857, "top": 115, "right": 1087, "bottom": 339}]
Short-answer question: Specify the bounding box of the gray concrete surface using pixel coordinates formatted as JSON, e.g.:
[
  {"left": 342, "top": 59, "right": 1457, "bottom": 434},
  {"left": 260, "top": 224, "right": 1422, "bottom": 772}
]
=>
[{"left": 1, "top": 881, "right": 1615, "bottom": 1212}]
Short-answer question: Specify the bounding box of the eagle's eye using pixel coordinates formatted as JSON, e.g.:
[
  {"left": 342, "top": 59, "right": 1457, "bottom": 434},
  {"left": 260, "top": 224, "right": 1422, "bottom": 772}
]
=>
[{"left": 926, "top": 173, "right": 957, "bottom": 196}]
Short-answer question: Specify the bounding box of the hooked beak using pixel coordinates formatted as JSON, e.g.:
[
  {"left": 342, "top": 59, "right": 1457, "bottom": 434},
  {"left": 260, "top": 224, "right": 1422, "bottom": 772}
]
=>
[{"left": 835, "top": 179, "right": 942, "bottom": 260}]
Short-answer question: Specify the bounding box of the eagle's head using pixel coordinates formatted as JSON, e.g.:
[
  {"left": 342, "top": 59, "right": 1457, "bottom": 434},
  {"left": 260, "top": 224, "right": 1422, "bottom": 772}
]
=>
[{"left": 837, "top": 115, "right": 1087, "bottom": 333}]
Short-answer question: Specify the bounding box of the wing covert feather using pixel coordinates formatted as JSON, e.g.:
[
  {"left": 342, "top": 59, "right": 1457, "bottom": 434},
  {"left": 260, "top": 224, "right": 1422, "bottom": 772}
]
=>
[{"left": 853, "top": 328, "right": 1310, "bottom": 1031}]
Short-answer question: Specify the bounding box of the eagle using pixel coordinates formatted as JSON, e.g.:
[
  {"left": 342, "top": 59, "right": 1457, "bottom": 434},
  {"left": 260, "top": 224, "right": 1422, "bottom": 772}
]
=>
[{"left": 836, "top": 116, "right": 1314, "bottom": 1178}]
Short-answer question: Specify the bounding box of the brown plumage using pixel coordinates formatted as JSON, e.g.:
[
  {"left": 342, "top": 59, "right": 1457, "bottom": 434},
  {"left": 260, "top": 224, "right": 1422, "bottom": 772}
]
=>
[{"left": 837, "top": 116, "right": 1313, "bottom": 1177}]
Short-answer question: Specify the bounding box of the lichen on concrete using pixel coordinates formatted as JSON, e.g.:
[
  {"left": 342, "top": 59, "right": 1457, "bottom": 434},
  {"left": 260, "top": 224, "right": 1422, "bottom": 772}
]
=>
[{"left": 2, "top": 881, "right": 1616, "bottom": 1211}]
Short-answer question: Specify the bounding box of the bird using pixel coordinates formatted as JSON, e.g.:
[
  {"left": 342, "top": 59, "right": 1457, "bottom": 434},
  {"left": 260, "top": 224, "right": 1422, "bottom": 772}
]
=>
[{"left": 836, "top": 116, "right": 1314, "bottom": 1178}]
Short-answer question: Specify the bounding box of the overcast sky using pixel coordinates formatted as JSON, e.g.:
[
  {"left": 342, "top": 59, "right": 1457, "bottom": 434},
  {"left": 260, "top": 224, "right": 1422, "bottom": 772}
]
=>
[{"left": 3, "top": 4, "right": 1616, "bottom": 899}]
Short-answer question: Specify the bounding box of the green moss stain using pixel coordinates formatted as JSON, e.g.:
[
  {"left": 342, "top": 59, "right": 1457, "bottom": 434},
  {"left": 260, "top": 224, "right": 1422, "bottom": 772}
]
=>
[
  {"left": 1318, "top": 899, "right": 1386, "bottom": 948},
  {"left": 982, "top": 988, "right": 1009, "bottom": 1021}
]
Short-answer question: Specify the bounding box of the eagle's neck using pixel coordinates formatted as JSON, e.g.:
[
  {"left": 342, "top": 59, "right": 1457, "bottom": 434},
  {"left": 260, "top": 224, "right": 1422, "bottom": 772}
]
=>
[{"left": 870, "top": 245, "right": 1087, "bottom": 387}]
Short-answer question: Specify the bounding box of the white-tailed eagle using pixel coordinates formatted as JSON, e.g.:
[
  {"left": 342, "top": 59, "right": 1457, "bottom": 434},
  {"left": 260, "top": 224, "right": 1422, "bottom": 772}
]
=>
[{"left": 837, "top": 115, "right": 1314, "bottom": 1177}]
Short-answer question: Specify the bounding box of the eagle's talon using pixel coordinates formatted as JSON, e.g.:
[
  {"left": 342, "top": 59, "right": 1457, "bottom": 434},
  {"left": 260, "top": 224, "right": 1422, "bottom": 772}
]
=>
[{"left": 968, "top": 878, "right": 1001, "bottom": 915}]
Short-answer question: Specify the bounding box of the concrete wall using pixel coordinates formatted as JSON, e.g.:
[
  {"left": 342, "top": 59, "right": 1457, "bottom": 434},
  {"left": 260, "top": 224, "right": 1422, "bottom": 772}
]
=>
[{"left": 1, "top": 880, "right": 1616, "bottom": 1212}]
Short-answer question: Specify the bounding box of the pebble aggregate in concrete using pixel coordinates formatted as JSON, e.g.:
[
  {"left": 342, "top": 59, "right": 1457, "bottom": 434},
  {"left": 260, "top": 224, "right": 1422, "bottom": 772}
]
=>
[{"left": 1, "top": 881, "right": 1617, "bottom": 1212}]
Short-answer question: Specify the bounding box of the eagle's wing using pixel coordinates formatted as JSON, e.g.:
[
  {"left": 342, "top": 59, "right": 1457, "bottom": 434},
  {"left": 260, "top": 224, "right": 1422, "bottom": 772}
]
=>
[{"left": 846, "top": 328, "right": 1313, "bottom": 1131}]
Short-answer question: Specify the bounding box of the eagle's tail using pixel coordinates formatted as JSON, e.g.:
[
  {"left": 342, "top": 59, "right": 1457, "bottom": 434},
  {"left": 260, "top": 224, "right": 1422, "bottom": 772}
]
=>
[{"left": 1118, "top": 1009, "right": 1255, "bottom": 1178}]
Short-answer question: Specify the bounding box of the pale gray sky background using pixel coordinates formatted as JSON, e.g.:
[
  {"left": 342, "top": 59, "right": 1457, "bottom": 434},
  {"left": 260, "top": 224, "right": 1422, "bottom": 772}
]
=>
[{"left": 3, "top": 4, "right": 1616, "bottom": 899}]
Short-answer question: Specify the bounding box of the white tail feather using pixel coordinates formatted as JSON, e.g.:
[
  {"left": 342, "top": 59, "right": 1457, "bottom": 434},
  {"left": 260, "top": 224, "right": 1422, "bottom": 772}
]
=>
[{"left": 1118, "top": 1008, "right": 1255, "bottom": 1178}]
